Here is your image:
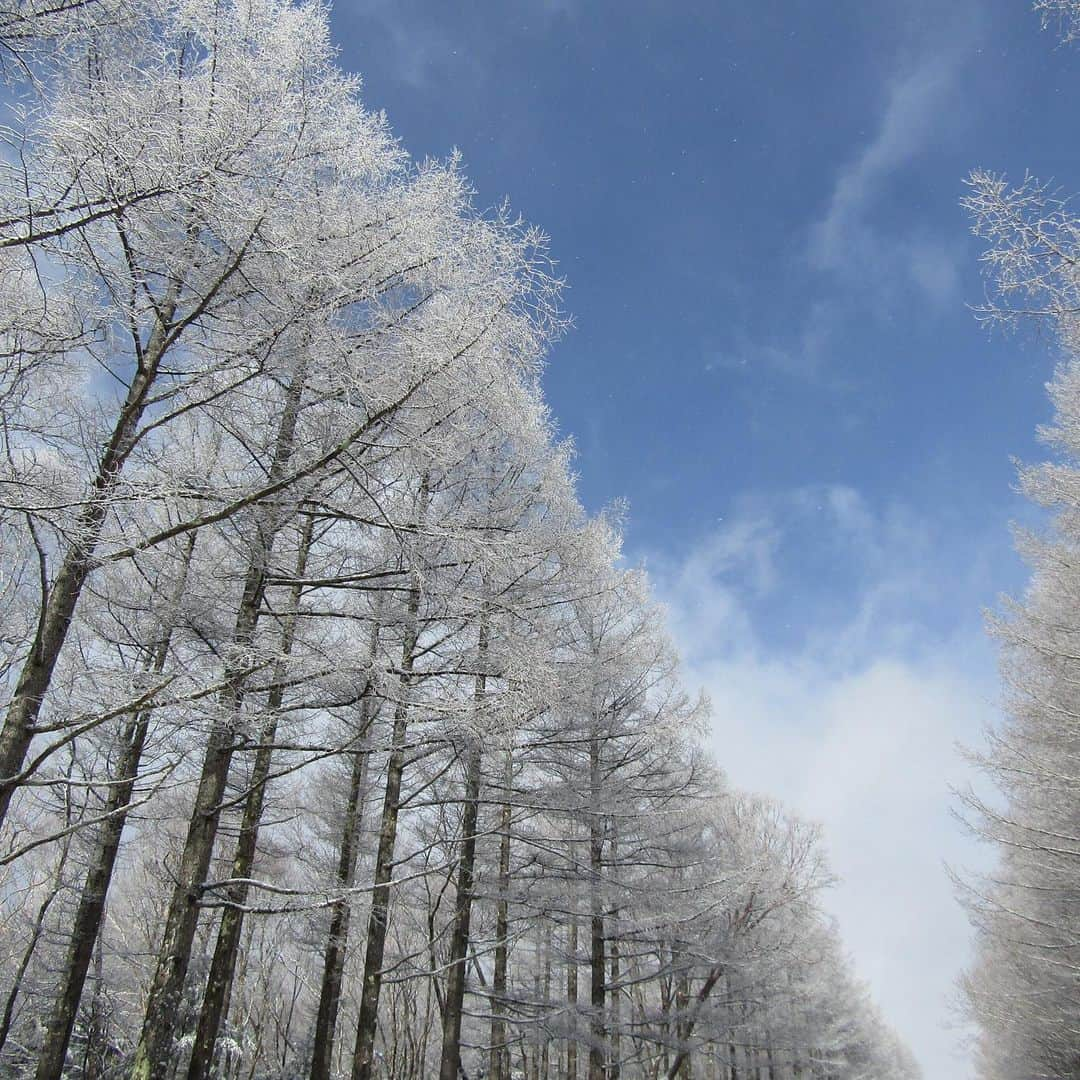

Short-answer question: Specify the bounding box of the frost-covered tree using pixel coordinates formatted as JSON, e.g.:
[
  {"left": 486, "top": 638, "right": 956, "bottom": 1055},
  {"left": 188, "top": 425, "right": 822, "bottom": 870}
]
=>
[{"left": 957, "top": 6, "right": 1080, "bottom": 1077}]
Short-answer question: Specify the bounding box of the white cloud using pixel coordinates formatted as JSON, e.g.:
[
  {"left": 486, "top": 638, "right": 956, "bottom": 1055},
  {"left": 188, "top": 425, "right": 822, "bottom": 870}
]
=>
[{"left": 648, "top": 487, "right": 997, "bottom": 1080}]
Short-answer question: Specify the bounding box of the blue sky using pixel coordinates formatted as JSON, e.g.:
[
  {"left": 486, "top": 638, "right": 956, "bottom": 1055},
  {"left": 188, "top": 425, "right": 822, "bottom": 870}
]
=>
[{"left": 329, "top": 2, "right": 1079, "bottom": 1076}]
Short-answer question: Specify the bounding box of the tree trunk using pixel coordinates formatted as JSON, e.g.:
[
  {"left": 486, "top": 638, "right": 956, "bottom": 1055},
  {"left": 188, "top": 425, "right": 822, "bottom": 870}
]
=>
[
  {"left": 309, "top": 614, "right": 382, "bottom": 1080},
  {"left": 489, "top": 746, "right": 514, "bottom": 1080},
  {"left": 0, "top": 295, "right": 179, "bottom": 830},
  {"left": 349, "top": 479, "right": 426, "bottom": 1080},
  {"left": 438, "top": 617, "right": 488, "bottom": 1080},
  {"left": 542, "top": 917, "right": 552, "bottom": 1080},
  {"left": 186, "top": 517, "right": 314, "bottom": 1080},
  {"left": 129, "top": 579, "right": 260, "bottom": 1079},
  {"left": 0, "top": 835, "right": 70, "bottom": 1052},
  {"left": 609, "top": 831, "right": 620, "bottom": 1080},
  {"left": 36, "top": 533, "right": 197, "bottom": 1080},
  {"left": 608, "top": 940, "right": 621, "bottom": 1080},
  {"left": 675, "top": 966, "right": 690, "bottom": 1080},
  {"left": 130, "top": 362, "right": 306, "bottom": 1080},
  {"left": 437, "top": 739, "right": 483, "bottom": 1080},
  {"left": 82, "top": 931, "right": 108, "bottom": 1080},
  {"left": 346, "top": 680, "right": 414, "bottom": 1080},
  {"left": 588, "top": 734, "right": 605, "bottom": 1080},
  {"left": 566, "top": 915, "right": 578, "bottom": 1080},
  {"left": 665, "top": 965, "right": 725, "bottom": 1080}
]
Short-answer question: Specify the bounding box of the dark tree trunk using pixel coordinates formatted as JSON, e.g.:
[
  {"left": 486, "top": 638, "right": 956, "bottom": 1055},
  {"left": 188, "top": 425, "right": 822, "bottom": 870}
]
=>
[
  {"left": 566, "top": 915, "right": 579, "bottom": 1080},
  {"left": 186, "top": 518, "right": 314, "bottom": 1080},
  {"left": 489, "top": 747, "right": 514, "bottom": 1080},
  {"left": 609, "top": 934, "right": 621, "bottom": 1079},
  {"left": 438, "top": 618, "right": 488, "bottom": 1080},
  {"left": 436, "top": 740, "right": 483, "bottom": 1080},
  {"left": 588, "top": 905, "right": 605, "bottom": 1080},
  {"left": 665, "top": 965, "right": 726, "bottom": 1080},
  {"left": 129, "top": 587, "right": 260, "bottom": 1079},
  {"left": 0, "top": 297, "right": 179, "bottom": 830},
  {"left": 130, "top": 363, "right": 306, "bottom": 1080},
  {"left": 0, "top": 836, "right": 70, "bottom": 1052},
  {"left": 609, "top": 831, "right": 621, "bottom": 1080},
  {"left": 588, "top": 734, "right": 605, "bottom": 1080},
  {"left": 82, "top": 932, "right": 108, "bottom": 1080},
  {"left": 349, "top": 479, "right": 426, "bottom": 1080},
  {"left": 347, "top": 682, "right": 414, "bottom": 1080},
  {"left": 36, "top": 533, "right": 197, "bottom": 1080},
  {"left": 542, "top": 917, "right": 552, "bottom": 1080},
  {"left": 675, "top": 965, "right": 690, "bottom": 1080},
  {"left": 308, "top": 727, "right": 371, "bottom": 1080},
  {"left": 308, "top": 615, "right": 382, "bottom": 1080}
]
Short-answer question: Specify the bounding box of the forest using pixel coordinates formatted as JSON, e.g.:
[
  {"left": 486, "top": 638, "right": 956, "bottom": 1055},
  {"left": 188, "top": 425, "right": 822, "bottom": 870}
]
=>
[{"left": 0, "top": 1, "right": 1075, "bottom": 1079}]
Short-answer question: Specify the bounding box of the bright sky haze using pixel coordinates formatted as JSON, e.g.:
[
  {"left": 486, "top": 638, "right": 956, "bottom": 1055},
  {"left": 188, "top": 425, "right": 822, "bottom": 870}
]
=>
[{"left": 328, "top": 3, "right": 1080, "bottom": 1076}]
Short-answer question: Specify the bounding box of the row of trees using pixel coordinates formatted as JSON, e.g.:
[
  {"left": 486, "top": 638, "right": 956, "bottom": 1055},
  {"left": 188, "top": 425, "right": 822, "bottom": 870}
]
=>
[
  {"left": 0, "top": 2, "right": 919, "bottom": 1078},
  {"left": 959, "top": 4, "right": 1080, "bottom": 1077}
]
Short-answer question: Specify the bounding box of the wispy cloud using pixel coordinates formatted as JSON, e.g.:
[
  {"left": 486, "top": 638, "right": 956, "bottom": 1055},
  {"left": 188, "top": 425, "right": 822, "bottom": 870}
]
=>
[
  {"left": 808, "top": 52, "right": 964, "bottom": 307},
  {"left": 716, "top": 43, "right": 970, "bottom": 380},
  {"left": 341, "top": 1, "right": 575, "bottom": 90},
  {"left": 536, "top": 0, "right": 581, "bottom": 17},
  {"left": 341, "top": 0, "right": 462, "bottom": 89},
  {"left": 704, "top": 298, "right": 841, "bottom": 379}
]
